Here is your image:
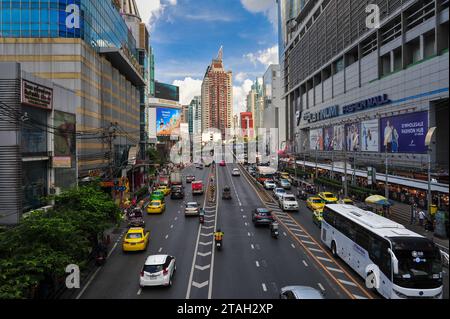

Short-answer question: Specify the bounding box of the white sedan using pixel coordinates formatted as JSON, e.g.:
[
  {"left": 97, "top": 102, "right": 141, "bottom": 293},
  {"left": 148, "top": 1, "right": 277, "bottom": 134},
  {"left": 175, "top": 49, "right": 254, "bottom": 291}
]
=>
[
  {"left": 273, "top": 187, "right": 287, "bottom": 201},
  {"left": 140, "top": 255, "right": 176, "bottom": 287},
  {"left": 232, "top": 168, "right": 241, "bottom": 176},
  {"left": 264, "top": 180, "right": 277, "bottom": 190}
]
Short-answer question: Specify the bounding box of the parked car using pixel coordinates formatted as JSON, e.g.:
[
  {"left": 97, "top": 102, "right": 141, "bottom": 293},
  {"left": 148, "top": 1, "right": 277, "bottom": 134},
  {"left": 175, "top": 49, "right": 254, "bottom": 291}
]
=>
[
  {"left": 185, "top": 202, "right": 200, "bottom": 216},
  {"left": 252, "top": 208, "right": 275, "bottom": 226},
  {"left": 280, "top": 286, "right": 325, "bottom": 299},
  {"left": 264, "top": 180, "right": 277, "bottom": 190},
  {"left": 318, "top": 192, "right": 338, "bottom": 204},
  {"left": 186, "top": 175, "right": 196, "bottom": 183},
  {"left": 231, "top": 168, "right": 240, "bottom": 176},
  {"left": 140, "top": 255, "right": 176, "bottom": 287},
  {"left": 273, "top": 187, "right": 287, "bottom": 201},
  {"left": 122, "top": 227, "right": 149, "bottom": 252},
  {"left": 279, "top": 194, "right": 299, "bottom": 212},
  {"left": 279, "top": 179, "right": 292, "bottom": 190}
]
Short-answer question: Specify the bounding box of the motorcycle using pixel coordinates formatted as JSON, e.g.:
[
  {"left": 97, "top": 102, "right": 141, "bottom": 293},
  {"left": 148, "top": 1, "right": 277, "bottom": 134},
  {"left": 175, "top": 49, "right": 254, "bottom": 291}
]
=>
[
  {"left": 199, "top": 212, "right": 205, "bottom": 224},
  {"left": 216, "top": 240, "right": 222, "bottom": 251},
  {"left": 270, "top": 222, "right": 279, "bottom": 239}
]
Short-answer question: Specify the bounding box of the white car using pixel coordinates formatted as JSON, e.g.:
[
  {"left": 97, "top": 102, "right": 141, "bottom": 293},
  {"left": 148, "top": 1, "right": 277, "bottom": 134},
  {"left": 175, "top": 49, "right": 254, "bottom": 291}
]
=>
[
  {"left": 185, "top": 202, "right": 200, "bottom": 216},
  {"left": 279, "top": 194, "right": 299, "bottom": 211},
  {"left": 264, "top": 180, "right": 277, "bottom": 190},
  {"left": 273, "top": 187, "right": 287, "bottom": 201},
  {"left": 232, "top": 168, "right": 241, "bottom": 176},
  {"left": 140, "top": 255, "right": 176, "bottom": 287}
]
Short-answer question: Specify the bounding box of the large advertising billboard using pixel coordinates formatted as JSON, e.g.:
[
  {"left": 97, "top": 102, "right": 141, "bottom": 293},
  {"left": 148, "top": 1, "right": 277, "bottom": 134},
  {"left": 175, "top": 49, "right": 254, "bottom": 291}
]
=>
[
  {"left": 361, "top": 119, "right": 379, "bottom": 152},
  {"left": 323, "top": 127, "right": 334, "bottom": 151},
  {"left": 380, "top": 111, "right": 428, "bottom": 153},
  {"left": 333, "top": 125, "right": 345, "bottom": 151},
  {"left": 345, "top": 123, "right": 360, "bottom": 151},
  {"left": 156, "top": 107, "right": 181, "bottom": 137},
  {"left": 309, "top": 128, "right": 323, "bottom": 151},
  {"left": 155, "top": 82, "right": 180, "bottom": 102}
]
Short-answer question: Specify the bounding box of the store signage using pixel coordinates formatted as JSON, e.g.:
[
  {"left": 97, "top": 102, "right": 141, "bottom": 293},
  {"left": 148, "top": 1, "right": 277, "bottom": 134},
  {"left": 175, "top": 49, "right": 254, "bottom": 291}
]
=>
[
  {"left": 59, "top": 0, "right": 82, "bottom": 38},
  {"left": 52, "top": 156, "right": 72, "bottom": 168},
  {"left": 21, "top": 80, "right": 53, "bottom": 110},
  {"left": 303, "top": 105, "right": 339, "bottom": 123},
  {"left": 342, "top": 94, "right": 390, "bottom": 115}
]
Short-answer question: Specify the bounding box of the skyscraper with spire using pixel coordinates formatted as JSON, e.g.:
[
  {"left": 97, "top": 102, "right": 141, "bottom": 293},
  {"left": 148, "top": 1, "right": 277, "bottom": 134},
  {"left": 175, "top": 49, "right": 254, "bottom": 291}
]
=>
[{"left": 201, "top": 47, "right": 233, "bottom": 138}]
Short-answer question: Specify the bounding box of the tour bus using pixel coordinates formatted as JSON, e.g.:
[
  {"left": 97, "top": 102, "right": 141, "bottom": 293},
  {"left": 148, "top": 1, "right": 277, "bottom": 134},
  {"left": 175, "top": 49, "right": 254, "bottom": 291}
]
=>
[
  {"left": 255, "top": 166, "right": 277, "bottom": 184},
  {"left": 321, "top": 204, "right": 443, "bottom": 299}
]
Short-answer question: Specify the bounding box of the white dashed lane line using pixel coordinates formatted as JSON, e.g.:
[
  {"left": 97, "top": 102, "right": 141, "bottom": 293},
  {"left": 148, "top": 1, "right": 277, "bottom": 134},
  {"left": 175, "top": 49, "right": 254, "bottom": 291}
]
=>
[
  {"left": 302, "top": 260, "right": 309, "bottom": 267},
  {"left": 318, "top": 283, "right": 325, "bottom": 291},
  {"left": 256, "top": 261, "right": 260, "bottom": 268},
  {"left": 262, "top": 283, "right": 267, "bottom": 292}
]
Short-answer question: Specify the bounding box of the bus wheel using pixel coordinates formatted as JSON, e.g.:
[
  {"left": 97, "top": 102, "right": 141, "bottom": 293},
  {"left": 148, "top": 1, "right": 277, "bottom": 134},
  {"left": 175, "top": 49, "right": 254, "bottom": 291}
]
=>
[{"left": 331, "top": 241, "right": 338, "bottom": 257}]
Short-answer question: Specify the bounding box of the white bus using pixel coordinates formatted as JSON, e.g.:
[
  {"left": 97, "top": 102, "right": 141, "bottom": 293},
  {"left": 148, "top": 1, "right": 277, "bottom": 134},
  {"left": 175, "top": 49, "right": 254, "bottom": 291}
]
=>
[{"left": 321, "top": 204, "right": 443, "bottom": 299}]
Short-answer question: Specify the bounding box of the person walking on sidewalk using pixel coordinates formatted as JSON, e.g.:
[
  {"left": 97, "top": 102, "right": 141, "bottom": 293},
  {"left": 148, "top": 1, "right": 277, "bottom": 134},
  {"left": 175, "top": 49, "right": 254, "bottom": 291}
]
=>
[
  {"left": 418, "top": 209, "right": 426, "bottom": 227},
  {"left": 410, "top": 204, "right": 417, "bottom": 225}
]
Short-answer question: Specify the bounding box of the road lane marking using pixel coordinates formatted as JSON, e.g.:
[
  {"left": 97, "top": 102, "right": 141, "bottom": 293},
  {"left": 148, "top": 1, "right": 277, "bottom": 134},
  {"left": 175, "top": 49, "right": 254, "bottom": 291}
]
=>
[
  {"left": 317, "top": 256, "right": 333, "bottom": 262},
  {"left": 248, "top": 232, "right": 252, "bottom": 237},
  {"left": 309, "top": 248, "right": 324, "bottom": 253},
  {"left": 202, "top": 225, "right": 215, "bottom": 229},
  {"left": 170, "top": 225, "right": 174, "bottom": 229},
  {"left": 256, "top": 261, "right": 260, "bottom": 267},
  {"left": 244, "top": 222, "right": 248, "bottom": 226},
  {"left": 251, "top": 244, "right": 255, "bottom": 250},
  {"left": 192, "top": 281, "right": 209, "bottom": 289},
  {"left": 302, "top": 260, "right": 309, "bottom": 267},
  {"left": 165, "top": 235, "right": 169, "bottom": 239},
  {"left": 158, "top": 247, "right": 163, "bottom": 253},
  {"left": 353, "top": 294, "right": 368, "bottom": 299},
  {"left": 195, "top": 264, "right": 211, "bottom": 271},
  {"left": 291, "top": 244, "right": 296, "bottom": 249},
  {"left": 76, "top": 267, "right": 102, "bottom": 299},
  {"left": 199, "top": 241, "right": 212, "bottom": 246},
  {"left": 283, "top": 232, "right": 287, "bottom": 236},
  {"left": 327, "top": 267, "right": 344, "bottom": 273},
  {"left": 338, "top": 279, "right": 358, "bottom": 287},
  {"left": 262, "top": 283, "right": 267, "bottom": 292},
  {"left": 301, "top": 240, "right": 318, "bottom": 245},
  {"left": 201, "top": 232, "right": 213, "bottom": 236},
  {"left": 208, "top": 165, "right": 219, "bottom": 300},
  {"left": 137, "top": 288, "right": 142, "bottom": 295},
  {"left": 197, "top": 251, "right": 212, "bottom": 257},
  {"left": 318, "top": 283, "right": 325, "bottom": 291}
]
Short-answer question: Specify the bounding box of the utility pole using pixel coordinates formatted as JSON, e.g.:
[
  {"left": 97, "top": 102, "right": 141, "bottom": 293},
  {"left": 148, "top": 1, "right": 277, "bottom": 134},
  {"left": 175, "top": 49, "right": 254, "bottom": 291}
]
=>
[
  {"left": 343, "top": 136, "right": 348, "bottom": 198},
  {"left": 107, "top": 123, "right": 117, "bottom": 179},
  {"left": 425, "top": 127, "right": 436, "bottom": 213}
]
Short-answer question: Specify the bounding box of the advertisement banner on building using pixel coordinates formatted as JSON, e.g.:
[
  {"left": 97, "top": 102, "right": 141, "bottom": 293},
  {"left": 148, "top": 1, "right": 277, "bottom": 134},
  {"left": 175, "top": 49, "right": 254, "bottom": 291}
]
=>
[
  {"left": 54, "top": 111, "right": 76, "bottom": 158},
  {"left": 380, "top": 111, "right": 428, "bottom": 153},
  {"left": 52, "top": 156, "right": 72, "bottom": 168},
  {"left": 323, "top": 127, "right": 334, "bottom": 151},
  {"left": 361, "top": 119, "right": 379, "bottom": 152},
  {"left": 309, "top": 128, "right": 323, "bottom": 151},
  {"left": 345, "top": 123, "right": 360, "bottom": 151},
  {"left": 333, "top": 125, "right": 345, "bottom": 151},
  {"left": 156, "top": 107, "right": 181, "bottom": 137},
  {"left": 155, "top": 82, "right": 180, "bottom": 102}
]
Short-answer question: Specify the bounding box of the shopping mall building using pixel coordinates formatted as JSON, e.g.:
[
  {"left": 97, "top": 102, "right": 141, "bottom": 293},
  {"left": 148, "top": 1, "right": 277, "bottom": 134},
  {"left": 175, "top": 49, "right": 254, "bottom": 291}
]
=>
[
  {"left": 0, "top": 0, "right": 149, "bottom": 177},
  {"left": 280, "top": 0, "right": 449, "bottom": 207}
]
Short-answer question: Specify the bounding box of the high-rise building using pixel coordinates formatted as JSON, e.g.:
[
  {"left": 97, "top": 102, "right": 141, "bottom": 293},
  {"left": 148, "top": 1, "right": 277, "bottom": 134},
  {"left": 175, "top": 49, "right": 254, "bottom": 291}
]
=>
[
  {"left": 246, "top": 78, "right": 264, "bottom": 131},
  {"left": 190, "top": 96, "right": 202, "bottom": 136},
  {"left": 279, "top": 0, "right": 449, "bottom": 205},
  {"left": 0, "top": 0, "right": 145, "bottom": 178},
  {"left": 201, "top": 47, "right": 233, "bottom": 138}
]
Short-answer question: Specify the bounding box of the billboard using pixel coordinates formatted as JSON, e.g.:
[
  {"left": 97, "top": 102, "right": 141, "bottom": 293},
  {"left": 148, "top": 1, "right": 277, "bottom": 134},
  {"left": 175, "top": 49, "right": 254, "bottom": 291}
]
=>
[
  {"left": 155, "top": 82, "right": 180, "bottom": 102},
  {"left": 380, "top": 111, "right": 428, "bottom": 153},
  {"left": 361, "top": 119, "right": 379, "bottom": 152},
  {"left": 345, "top": 123, "right": 360, "bottom": 151},
  {"left": 333, "top": 125, "right": 345, "bottom": 151},
  {"left": 309, "top": 128, "right": 323, "bottom": 151},
  {"left": 323, "top": 127, "right": 334, "bottom": 151},
  {"left": 156, "top": 107, "right": 181, "bottom": 137},
  {"left": 59, "top": 0, "right": 83, "bottom": 38}
]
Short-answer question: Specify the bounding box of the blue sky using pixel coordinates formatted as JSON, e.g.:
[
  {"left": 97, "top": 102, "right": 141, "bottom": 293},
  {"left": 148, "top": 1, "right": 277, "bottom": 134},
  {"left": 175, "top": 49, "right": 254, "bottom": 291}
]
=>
[{"left": 135, "top": 0, "right": 279, "bottom": 113}]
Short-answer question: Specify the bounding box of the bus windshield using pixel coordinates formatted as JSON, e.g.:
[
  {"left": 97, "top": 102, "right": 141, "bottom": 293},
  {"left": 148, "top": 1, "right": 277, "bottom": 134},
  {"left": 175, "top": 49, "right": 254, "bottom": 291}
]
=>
[{"left": 391, "top": 237, "right": 443, "bottom": 289}]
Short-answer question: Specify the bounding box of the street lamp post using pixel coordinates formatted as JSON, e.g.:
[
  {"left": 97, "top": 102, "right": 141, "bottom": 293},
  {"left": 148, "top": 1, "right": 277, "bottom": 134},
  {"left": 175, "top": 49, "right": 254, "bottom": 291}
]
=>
[
  {"left": 425, "top": 127, "right": 437, "bottom": 213},
  {"left": 294, "top": 132, "right": 300, "bottom": 179}
]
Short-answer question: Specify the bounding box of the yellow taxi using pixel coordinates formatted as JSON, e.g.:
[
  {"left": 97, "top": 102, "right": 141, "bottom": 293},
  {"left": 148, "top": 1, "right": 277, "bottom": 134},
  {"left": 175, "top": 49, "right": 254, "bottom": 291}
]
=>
[
  {"left": 147, "top": 200, "right": 166, "bottom": 214},
  {"left": 280, "top": 172, "right": 290, "bottom": 180},
  {"left": 318, "top": 192, "right": 338, "bottom": 204},
  {"left": 158, "top": 185, "right": 171, "bottom": 196},
  {"left": 338, "top": 198, "right": 354, "bottom": 205},
  {"left": 122, "top": 227, "right": 149, "bottom": 252},
  {"left": 306, "top": 197, "right": 326, "bottom": 212}
]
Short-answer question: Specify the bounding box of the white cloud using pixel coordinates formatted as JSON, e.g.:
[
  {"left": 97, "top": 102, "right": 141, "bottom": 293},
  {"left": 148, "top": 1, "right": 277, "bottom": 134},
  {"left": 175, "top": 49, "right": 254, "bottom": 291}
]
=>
[
  {"left": 245, "top": 45, "right": 279, "bottom": 67},
  {"left": 135, "top": 0, "right": 177, "bottom": 28},
  {"left": 233, "top": 79, "right": 254, "bottom": 115},
  {"left": 235, "top": 72, "right": 248, "bottom": 83},
  {"left": 240, "top": 0, "right": 278, "bottom": 27},
  {"left": 172, "top": 77, "right": 203, "bottom": 105}
]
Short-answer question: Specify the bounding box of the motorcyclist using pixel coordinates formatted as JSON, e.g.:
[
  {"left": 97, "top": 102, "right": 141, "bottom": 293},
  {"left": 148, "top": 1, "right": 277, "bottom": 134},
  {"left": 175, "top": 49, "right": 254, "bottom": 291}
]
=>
[
  {"left": 214, "top": 228, "right": 224, "bottom": 244},
  {"left": 270, "top": 222, "right": 279, "bottom": 236}
]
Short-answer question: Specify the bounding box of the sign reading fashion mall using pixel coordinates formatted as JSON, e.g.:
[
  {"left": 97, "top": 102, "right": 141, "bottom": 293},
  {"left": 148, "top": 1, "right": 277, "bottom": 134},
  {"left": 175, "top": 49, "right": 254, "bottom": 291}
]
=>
[{"left": 303, "top": 94, "right": 391, "bottom": 123}]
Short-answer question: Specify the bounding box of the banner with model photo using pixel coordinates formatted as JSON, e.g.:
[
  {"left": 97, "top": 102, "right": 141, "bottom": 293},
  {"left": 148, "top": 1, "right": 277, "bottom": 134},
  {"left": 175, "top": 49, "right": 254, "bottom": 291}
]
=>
[
  {"left": 156, "top": 107, "right": 181, "bottom": 137},
  {"left": 380, "top": 111, "right": 428, "bottom": 153},
  {"left": 309, "top": 128, "right": 324, "bottom": 151},
  {"left": 333, "top": 125, "right": 345, "bottom": 151},
  {"left": 345, "top": 122, "right": 360, "bottom": 151},
  {"left": 360, "top": 119, "right": 379, "bottom": 152},
  {"left": 323, "top": 127, "right": 334, "bottom": 151}
]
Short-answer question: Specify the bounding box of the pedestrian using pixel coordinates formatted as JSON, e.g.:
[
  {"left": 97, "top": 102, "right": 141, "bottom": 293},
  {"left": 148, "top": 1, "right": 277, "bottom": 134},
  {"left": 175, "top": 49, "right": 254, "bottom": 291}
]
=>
[
  {"left": 410, "top": 204, "right": 417, "bottom": 225},
  {"left": 418, "top": 209, "right": 426, "bottom": 227}
]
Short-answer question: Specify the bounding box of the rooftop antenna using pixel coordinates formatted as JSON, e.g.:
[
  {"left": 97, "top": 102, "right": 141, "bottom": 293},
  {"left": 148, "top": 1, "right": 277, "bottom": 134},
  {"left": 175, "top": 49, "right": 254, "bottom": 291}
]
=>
[{"left": 217, "top": 45, "right": 223, "bottom": 61}]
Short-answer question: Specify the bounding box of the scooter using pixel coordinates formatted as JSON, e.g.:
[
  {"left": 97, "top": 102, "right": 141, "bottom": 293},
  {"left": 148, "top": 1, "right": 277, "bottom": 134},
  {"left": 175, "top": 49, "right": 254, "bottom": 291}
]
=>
[
  {"left": 216, "top": 240, "right": 222, "bottom": 251},
  {"left": 271, "top": 222, "right": 279, "bottom": 239}
]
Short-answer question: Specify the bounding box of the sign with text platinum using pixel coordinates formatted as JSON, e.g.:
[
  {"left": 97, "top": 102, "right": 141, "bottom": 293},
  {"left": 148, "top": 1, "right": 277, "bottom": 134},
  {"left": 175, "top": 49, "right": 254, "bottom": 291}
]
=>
[
  {"left": 380, "top": 112, "right": 428, "bottom": 154},
  {"left": 59, "top": 0, "right": 82, "bottom": 38},
  {"left": 303, "top": 105, "right": 339, "bottom": 123}
]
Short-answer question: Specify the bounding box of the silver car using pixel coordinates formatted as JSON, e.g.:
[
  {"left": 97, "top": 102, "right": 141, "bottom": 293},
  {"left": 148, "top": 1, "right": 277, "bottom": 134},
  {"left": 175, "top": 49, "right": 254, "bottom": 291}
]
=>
[
  {"left": 185, "top": 202, "right": 200, "bottom": 216},
  {"left": 280, "top": 286, "right": 325, "bottom": 299}
]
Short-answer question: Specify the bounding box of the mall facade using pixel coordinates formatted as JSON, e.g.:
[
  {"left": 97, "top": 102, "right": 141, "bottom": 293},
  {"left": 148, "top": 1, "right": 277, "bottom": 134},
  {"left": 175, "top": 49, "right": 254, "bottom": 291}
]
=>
[{"left": 0, "top": 0, "right": 148, "bottom": 177}]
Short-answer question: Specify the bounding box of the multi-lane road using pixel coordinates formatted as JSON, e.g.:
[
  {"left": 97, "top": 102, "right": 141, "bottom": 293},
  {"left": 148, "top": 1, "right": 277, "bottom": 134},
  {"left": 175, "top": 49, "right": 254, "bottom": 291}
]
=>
[{"left": 78, "top": 163, "right": 448, "bottom": 299}]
